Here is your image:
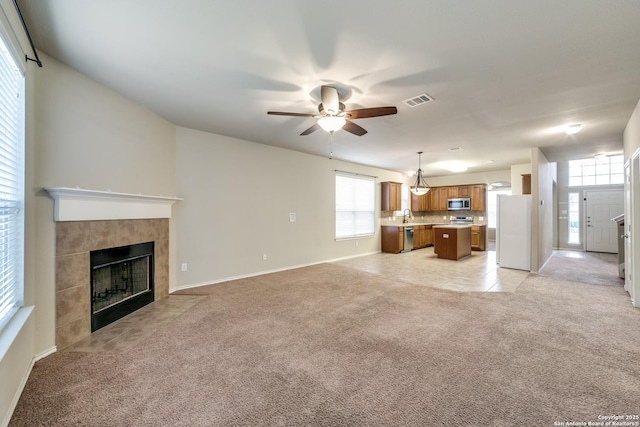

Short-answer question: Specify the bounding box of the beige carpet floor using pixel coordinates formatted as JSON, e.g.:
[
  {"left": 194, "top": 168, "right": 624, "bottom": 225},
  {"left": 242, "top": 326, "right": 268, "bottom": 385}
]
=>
[{"left": 9, "top": 255, "right": 640, "bottom": 426}]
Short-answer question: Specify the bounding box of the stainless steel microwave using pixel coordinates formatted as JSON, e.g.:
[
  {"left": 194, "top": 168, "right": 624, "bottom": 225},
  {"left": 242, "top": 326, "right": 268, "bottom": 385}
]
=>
[{"left": 448, "top": 197, "right": 471, "bottom": 211}]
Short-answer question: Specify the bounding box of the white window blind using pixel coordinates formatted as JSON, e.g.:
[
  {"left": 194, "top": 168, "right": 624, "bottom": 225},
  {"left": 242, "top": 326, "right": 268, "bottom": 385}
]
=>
[
  {"left": 0, "top": 33, "right": 24, "bottom": 331},
  {"left": 335, "top": 173, "right": 375, "bottom": 239}
]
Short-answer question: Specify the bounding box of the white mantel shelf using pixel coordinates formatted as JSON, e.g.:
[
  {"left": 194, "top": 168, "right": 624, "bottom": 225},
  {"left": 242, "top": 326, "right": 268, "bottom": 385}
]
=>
[{"left": 45, "top": 187, "right": 183, "bottom": 222}]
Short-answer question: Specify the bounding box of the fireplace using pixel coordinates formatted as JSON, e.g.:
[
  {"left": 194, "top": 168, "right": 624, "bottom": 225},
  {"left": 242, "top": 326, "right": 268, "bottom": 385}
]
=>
[
  {"left": 91, "top": 241, "right": 155, "bottom": 332},
  {"left": 46, "top": 187, "right": 181, "bottom": 349}
]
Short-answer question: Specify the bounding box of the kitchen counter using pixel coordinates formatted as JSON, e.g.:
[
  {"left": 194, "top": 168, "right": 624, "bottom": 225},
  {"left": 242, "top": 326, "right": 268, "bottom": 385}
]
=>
[
  {"left": 434, "top": 226, "right": 472, "bottom": 260},
  {"left": 381, "top": 223, "right": 445, "bottom": 227}
]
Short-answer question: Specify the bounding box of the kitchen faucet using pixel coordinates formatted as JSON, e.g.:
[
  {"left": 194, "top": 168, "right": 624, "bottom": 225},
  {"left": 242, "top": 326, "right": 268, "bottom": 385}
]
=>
[{"left": 403, "top": 209, "right": 411, "bottom": 223}]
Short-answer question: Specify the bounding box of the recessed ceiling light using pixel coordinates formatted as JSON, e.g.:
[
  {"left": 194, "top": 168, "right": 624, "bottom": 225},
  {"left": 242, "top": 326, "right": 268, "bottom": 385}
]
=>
[{"left": 565, "top": 124, "right": 582, "bottom": 135}]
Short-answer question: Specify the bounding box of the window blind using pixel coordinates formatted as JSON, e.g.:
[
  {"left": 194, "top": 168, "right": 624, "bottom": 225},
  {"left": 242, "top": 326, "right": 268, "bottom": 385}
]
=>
[
  {"left": 335, "top": 173, "right": 375, "bottom": 239},
  {"left": 0, "top": 33, "right": 24, "bottom": 331}
]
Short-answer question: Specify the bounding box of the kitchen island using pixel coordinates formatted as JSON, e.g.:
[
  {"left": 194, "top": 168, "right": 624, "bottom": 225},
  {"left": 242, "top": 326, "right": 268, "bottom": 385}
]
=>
[{"left": 433, "top": 224, "right": 472, "bottom": 260}]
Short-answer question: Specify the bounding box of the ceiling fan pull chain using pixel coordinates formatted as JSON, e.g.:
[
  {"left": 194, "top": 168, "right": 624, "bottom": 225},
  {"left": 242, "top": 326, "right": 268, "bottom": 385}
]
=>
[{"left": 329, "top": 133, "right": 333, "bottom": 159}]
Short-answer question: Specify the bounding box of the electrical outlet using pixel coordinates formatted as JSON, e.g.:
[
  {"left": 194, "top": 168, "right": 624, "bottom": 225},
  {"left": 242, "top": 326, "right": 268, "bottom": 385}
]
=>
[
  {"left": 262, "top": 254, "right": 267, "bottom": 261},
  {"left": 289, "top": 212, "right": 296, "bottom": 222},
  {"left": 181, "top": 263, "right": 187, "bottom": 272},
  {"left": 355, "top": 241, "right": 359, "bottom": 247}
]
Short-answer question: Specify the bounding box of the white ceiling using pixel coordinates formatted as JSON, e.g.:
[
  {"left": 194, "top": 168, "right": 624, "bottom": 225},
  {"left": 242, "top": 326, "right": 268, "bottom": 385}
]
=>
[{"left": 19, "top": 0, "right": 640, "bottom": 176}]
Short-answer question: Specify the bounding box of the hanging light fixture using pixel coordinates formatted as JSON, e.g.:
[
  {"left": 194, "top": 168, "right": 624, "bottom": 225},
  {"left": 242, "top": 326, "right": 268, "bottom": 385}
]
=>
[{"left": 410, "top": 151, "right": 431, "bottom": 195}]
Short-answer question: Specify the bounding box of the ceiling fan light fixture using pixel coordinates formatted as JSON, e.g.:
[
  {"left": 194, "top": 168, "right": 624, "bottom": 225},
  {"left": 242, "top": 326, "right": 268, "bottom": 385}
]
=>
[
  {"left": 317, "top": 116, "right": 346, "bottom": 133},
  {"left": 410, "top": 152, "right": 431, "bottom": 196}
]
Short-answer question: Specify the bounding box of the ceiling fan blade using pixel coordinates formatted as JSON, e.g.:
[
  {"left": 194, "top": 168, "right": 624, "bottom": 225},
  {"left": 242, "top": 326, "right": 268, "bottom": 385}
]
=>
[
  {"left": 300, "top": 123, "right": 321, "bottom": 136},
  {"left": 342, "top": 120, "right": 367, "bottom": 136},
  {"left": 320, "top": 86, "right": 340, "bottom": 115},
  {"left": 346, "top": 106, "right": 397, "bottom": 119},
  {"left": 268, "top": 111, "right": 316, "bottom": 117}
]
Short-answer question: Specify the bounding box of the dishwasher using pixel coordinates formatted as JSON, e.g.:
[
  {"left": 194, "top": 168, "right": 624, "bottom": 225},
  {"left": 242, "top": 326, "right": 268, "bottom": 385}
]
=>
[{"left": 401, "top": 226, "right": 413, "bottom": 253}]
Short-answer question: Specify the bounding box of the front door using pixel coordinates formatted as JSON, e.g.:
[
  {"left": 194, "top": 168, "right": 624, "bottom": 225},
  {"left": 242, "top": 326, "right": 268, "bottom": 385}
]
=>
[{"left": 585, "top": 190, "right": 623, "bottom": 253}]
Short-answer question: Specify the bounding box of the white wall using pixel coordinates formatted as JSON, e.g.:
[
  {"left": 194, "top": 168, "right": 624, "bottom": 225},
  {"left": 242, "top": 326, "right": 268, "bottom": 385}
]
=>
[
  {"left": 174, "top": 127, "right": 405, "bottom": 289},
  {"left": 2, "top": 46, "right": 178, "bottom": 425},
  {"left": 424, "top": 169, "right": 511, "bottom": 188},
  {"left": 531, "top": 148, "right": 555, "bottom": 272},
  {"left": 624, "top": 100, "right": 640, "bottom": 157},
  {"left": 510, "top": 163, "right": 532, "bottom": 195}
]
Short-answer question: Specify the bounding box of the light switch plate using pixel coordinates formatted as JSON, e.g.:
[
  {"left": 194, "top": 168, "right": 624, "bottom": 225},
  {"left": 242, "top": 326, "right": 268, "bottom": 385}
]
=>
[{"left": 289, "top": 212, "right": 296, "bottom": 222}]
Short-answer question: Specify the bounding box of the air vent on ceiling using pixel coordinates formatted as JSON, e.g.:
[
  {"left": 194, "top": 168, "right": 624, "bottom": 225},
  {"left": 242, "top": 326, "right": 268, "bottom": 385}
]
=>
[
  {"left": 402, "top": 93, "right": 434, "bottom": 108},
  {"left": 448, "top": 147, "right": 463, "bottom": 152}
]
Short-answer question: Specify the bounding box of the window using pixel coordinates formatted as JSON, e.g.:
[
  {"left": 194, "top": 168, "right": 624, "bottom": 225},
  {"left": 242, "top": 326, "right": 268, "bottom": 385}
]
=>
[
  {"left": 335, "top": 173, "right": 375, "bottom": 239},
  {"left": 568, "top": 192, "right": 580, "bottom": 244},
  {"left": 487, "top": 188, "right": 512, "bottom": 228},
  {"left": 0, "top": 33, "right": 24, "bottom": 331},
  {"left": 569, "top": 155, "right": 624, "bottom": 187}
]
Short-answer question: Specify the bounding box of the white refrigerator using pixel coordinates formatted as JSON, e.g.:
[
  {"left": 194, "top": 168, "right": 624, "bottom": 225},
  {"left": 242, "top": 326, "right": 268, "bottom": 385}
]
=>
[{"left": 496, "top": 194, "right": 532, "bottom": 271}]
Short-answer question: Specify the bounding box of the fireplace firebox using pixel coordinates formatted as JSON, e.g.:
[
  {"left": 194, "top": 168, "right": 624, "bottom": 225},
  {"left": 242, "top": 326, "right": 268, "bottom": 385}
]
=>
[{"left": 90, "top": 241, "right": 154, "bottom": 332}]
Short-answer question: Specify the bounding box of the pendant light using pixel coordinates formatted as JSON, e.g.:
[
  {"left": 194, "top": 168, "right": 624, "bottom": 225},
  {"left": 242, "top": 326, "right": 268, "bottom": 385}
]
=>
[{"left": 410, "top": 151, "right": 431, "bottom": 196}]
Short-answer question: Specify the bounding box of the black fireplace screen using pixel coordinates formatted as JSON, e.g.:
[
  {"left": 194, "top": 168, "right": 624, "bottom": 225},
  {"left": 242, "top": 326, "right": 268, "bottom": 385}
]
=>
[{"left": 90, "top": 241, "right": 154, "bottom": 332}]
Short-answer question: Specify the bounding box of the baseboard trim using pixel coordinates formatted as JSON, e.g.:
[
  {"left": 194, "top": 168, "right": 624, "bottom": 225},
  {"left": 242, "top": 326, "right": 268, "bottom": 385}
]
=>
[{"left": 171, "top": 251, "right": 380, "bottom": 293}]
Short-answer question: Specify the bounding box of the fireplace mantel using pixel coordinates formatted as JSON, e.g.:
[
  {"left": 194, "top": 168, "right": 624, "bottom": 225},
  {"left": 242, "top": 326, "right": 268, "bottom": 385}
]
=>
[{"left": 45, "top": 187, "right": 182, "bottom": 222}]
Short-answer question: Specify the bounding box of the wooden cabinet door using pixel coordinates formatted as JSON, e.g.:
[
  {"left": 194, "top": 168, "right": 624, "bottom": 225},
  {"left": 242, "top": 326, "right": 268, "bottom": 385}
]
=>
[
  {"left": 471, "top": 185, "right": 486, "bottom": 211},
  {"left": 470, "top": 225, "right": 486, "bottom": 251},
  {"left": 413, "top": 226, "right": 423, "bottom": 249},
  {"left": 425, "top": 226, "right": 434, "bottom": 246},
  {"left": 448, "top": 186, "right": 459, "bottom": 198},
  {"left": 381, "top": 182, "right": 402, "bottom": 211},
  {"left": 459, "top": 186, "right": 470, "bottom": 197},
  {"left": 522, "top": 174, "right": 532, "bottom": 195},
  {"left": 471, "top": 229, "right": 480, "bottom": 249},
  {"left": 438, "top": 187, "right": 449, "bottom": 211},
  {"left": 382, "top": 226, "right": 403, "bottom": 253},
  {"left": 411, "top": 191, "right": 430, "bottom": 211}
]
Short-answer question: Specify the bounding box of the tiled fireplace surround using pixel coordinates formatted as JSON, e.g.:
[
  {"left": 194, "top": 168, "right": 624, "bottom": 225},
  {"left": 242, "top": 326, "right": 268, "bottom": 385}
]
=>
[{"left": 55, "top": 218, "right": 169, "bottom": 349}]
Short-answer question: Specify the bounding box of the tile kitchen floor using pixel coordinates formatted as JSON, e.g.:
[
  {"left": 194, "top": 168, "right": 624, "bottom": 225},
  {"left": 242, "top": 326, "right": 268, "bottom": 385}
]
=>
[{"left": 333, "top": 246, "right": 529, "bottom": 293}]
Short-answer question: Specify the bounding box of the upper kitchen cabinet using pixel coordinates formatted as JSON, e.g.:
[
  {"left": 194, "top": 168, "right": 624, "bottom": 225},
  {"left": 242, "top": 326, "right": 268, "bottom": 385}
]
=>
[
  {"left": 430, "top": 187, "right": 449, "bottom": 211},
  {"left": 448, "top": 186, "right": 459, "bottom": 198},
  {"left": 381, "top": 181, "right": 402, "bottom": 211},
  {"left": 411, "top": 191, "right": 430, "bottom": 211},
  {"left": 470, "top": 184, "right": 486, "bottom": 211},
  {"left": 458, "top": 186, "right": 471, "bottom": 197}
]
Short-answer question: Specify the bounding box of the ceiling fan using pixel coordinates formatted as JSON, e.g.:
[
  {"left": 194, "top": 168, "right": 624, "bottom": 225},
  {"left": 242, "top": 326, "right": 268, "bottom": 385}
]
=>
[{"left": 268, "top": 85, "right": 397, "bottom": 136}]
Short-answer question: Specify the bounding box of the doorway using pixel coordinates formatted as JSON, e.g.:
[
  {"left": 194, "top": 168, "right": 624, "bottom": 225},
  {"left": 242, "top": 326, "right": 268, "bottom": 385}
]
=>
[{"left": 584, "top": 190, "right": 623, "bottom": 253}]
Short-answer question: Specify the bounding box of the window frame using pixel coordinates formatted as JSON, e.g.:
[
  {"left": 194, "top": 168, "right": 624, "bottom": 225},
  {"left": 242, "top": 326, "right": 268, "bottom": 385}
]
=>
[
  {"left": 0, "top": 23, "right": 25, "bottom": 333},
  {"left": 568, "top": 155, "right": 624, "bottom": 187},
  {"left": 335, "top": 172, "right": 376, "bottom": 240}
]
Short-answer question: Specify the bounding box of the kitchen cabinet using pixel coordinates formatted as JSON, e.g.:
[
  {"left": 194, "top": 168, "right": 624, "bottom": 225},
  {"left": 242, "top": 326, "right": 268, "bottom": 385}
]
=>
[
  {"left": 471, "top": 225, "right": 486, "bottom": 251},
  {"left": 411, "top": 191, "right": 430, "bottom": 212},
  {"left": 522, "top": 174, "right": 531, "bottom": 195},
  {"left": 434, "top": 226, "right": 472, "bottom": 260},
  {"left": 381, "top": 226, "right": 404, "bottom": 253},
  {"left": 448, "top": 186, "right": 459, "bottom": 198},
  {"left": 425, "top": 225, "right": 434, "bottom": 246},
  {"left": 458, "top": 186, "right": 471, "bottom": 197},
  {"left": 470, "top": 185, "right": 486, "bottom": 211},
  {"left": 381, "top": 181, "right": 402, "bottom": 211},
  {"left": 430, "top": 187, "right": 449, "bottom": 211},
  {"left": 413, "top": 225, "right": 425, "bottom": 249}
]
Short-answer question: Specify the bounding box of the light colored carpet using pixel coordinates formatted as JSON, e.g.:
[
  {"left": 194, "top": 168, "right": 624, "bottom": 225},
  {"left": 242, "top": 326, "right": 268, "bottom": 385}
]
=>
[{"left": 10, "top": 257, "right": 640, "bottom": 426}]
